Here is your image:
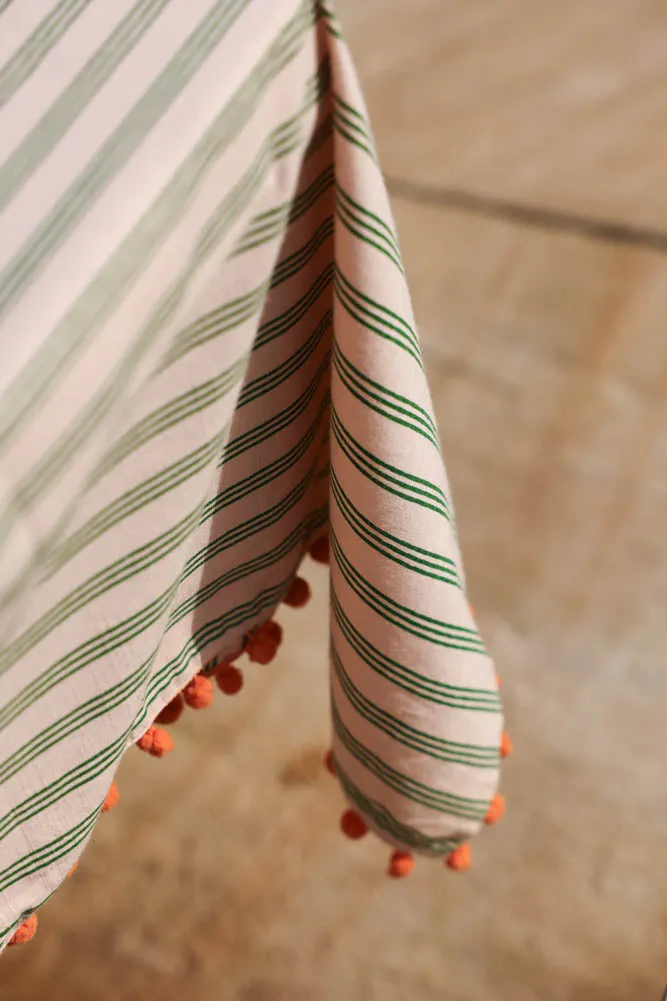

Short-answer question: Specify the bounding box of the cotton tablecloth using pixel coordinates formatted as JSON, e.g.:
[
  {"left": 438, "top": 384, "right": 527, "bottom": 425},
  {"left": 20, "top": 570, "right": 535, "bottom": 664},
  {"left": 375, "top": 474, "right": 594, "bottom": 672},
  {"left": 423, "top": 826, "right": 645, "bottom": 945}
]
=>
[{"left": 0, "top": 0, "right": 503, "bottom": 949}]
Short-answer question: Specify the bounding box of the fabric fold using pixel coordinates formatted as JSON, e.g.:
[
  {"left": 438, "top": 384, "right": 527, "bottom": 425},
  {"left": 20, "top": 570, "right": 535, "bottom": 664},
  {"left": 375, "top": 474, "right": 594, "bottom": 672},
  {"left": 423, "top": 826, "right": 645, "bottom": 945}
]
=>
[{"left": 0, "top": 0, "right": 502, "bottom": 950}]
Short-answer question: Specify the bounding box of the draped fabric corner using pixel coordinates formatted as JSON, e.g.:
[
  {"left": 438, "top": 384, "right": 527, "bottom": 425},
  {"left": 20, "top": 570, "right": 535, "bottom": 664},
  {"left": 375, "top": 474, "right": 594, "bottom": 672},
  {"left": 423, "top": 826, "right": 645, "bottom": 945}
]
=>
[{"left": 0, "top": 0, "right": 502, "bottom": 949}]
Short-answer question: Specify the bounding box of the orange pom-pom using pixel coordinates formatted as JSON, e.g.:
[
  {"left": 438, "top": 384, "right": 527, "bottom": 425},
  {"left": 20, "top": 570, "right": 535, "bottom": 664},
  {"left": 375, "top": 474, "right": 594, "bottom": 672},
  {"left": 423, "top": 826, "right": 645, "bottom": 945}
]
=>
[
  {"left": 137, "top": 725, "right": 173, "bottom": 758},
  {"left": 446, "top": 844, "right": 472, "bottom": 872},
  {"left": 209, "top": 648, "right": 242, "bottom": 674},
  {"left": 309, "top": 535, "right": 330, "bottom": 564},
  {"left": 485, "top": 793, "right": 506, "bottom": 825},
  {"left": 66, "top": 862, "right": 79, "bottom": 878},
  {"left": 261, "top": 619, "right": 283, "bottom": 646},
  {"left": 283, "top": 576, "right": 311, "bottom": 608},
  {"left": 8, "top": 914, "right": 37, "bottom": 947},
  {"left": 245, "top": 636, "right": 276, "bottom": 665},
  {"left": 388, "top": 851, "right": 414, "bottom": 878},
  {"left": 243, "top": 620, "right": 283, "bottom": 664},
  {"left": 324, "top": 749, "right": 336, "bottom": 775},
  {"left": 495, "top": 669, "right": 502, "bottom": 688},
  {"left": 216, "top": 664, "right": 244, "bottom": 695},
  {"left": 156, "top": 694, "right": 184, "bottom": 725},
  {"left": 102, "top": 781, "right": 119, "bottom": 813},
  {"left": 500, "top": 730, "right": 513, "bottom": 758},
  {"left": 340, "top": 809, "right": 368, "bottom": 840},
  {"left": 183, "top": 673, "right": 214, "bottom": 710},
  {"left": 245, "top": 635, "right": 276, "bottom": 665}
]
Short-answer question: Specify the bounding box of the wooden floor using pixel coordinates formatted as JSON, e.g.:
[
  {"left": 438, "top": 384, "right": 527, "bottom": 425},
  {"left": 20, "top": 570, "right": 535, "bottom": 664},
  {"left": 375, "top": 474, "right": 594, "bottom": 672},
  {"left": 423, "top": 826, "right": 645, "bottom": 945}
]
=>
[{"left": 3, "top": 2, "right": 667, "bottom": 998}]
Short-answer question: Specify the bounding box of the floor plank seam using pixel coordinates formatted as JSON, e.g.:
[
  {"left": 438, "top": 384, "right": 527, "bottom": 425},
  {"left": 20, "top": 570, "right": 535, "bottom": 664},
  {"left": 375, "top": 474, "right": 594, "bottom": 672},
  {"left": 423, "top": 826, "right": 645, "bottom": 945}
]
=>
[{"left": 386, "top": 175, "right": 667, "bottom": 253}]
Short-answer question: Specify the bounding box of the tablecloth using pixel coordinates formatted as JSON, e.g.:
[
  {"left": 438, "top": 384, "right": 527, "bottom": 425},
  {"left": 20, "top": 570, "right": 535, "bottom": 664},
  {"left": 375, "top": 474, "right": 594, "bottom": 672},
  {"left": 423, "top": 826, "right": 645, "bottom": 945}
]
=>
[{"left": 0, "top": 0, "right": 503, "bottom": 949}]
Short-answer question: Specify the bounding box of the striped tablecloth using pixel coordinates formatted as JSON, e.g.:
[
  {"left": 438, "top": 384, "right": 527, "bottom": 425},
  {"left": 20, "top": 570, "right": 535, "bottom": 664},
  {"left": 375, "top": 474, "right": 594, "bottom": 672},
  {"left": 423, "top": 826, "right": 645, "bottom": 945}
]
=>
[{"left": 0, "top": 0, "right": 503, "bottom": 948}]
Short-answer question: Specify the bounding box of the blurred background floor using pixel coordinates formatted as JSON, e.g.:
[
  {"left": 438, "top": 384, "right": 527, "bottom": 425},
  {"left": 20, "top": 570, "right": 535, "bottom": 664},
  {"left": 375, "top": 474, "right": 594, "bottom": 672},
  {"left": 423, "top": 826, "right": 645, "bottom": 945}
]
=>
[{"left": 3, "top": 1, "right": 667, "bottom": 998}]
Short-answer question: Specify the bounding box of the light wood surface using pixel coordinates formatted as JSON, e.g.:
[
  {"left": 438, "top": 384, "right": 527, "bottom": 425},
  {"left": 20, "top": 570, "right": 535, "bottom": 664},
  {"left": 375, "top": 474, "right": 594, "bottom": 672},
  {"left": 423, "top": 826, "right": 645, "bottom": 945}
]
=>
[{"left": 342, "top": 0, "right": 667, "bottom": 231}]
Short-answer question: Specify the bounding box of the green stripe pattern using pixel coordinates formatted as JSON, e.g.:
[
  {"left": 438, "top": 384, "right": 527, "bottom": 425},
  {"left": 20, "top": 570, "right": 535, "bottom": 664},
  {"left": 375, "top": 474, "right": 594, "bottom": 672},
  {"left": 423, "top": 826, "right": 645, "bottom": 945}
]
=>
[
  {"left": 320, "top": 0, "right": 502, "bottom": 858},
  {"left": 0, "top": 0, "right": 501, "bottom": 949}
]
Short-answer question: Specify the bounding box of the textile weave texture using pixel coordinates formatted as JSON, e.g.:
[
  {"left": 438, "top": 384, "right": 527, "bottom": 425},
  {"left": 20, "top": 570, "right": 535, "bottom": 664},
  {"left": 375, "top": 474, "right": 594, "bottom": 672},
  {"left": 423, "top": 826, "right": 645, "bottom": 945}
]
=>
[{"left": 0, "top": 0, "right": 502, "bottom": 948}]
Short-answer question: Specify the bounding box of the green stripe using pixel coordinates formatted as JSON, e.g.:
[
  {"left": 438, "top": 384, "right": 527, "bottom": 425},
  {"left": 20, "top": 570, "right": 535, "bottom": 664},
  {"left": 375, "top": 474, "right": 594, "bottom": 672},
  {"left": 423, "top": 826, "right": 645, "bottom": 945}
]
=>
[
  {"left": 0, "top": 0, "right": 255, "bottom": 320},
  {"left": 320, "top": 10, "right": 342, "bottom": 40},
  {"left": 336, "top": 183, "right": 401, "bottom": 267},
  {"left": 22, "top": 60, "right": 328, "bottom": 584},
  {"left": 43, "top": 423, "right": 231, "bottom": 580},
  {"left": 156, "top": 70, "right": 329, "bottom": 371},
  {"left": 333, "top": 703, "right": 487, "bottom": 821},
  {"left": 181, "top": 463, "right": 320, "bottom": 582},
  {"left": 232, "top": 163, "right": 335, "bottom": 256},
  {"left": 335, "top": 762, "right": 461, "bottom": 855},
  {"left": 331, "top": 589, "right": 499, "bottom": 711},
  {"left": 152, "top": 526, "right": 344, "bottom": 694},
  {"left": 0, "top": 808, "right": 99, "bottom": 894},
  {"left": 239, "top": 311, "right": 331, "bottom": 407},
  {"left": 157, "top": 284, "right": 269, "bottom": 374},
  {"left": 0, "top": 307, "right": 242, "bottom": 553},
  {"left": 333, "top": 94, "right": 377, "bottom": 162},
  {"left": 0, "top": 504, "right": 205, "bottom": 679},
  {"left": 270, "top": 216, "right": 334, "bottom": 288},
  {"left": 334, "top": 93, "right": 372, "bottom": 142},
  {"left": 222, "top": 350, "right": 330, "bottom": 463},
  {"left": 0, "top": 1, "right": 314, "bottom": 452},
  {"left": 0, "top": 664, "right": 151, "bottom": 787},
  {"left": 0, "top": 732, "right": 128, "bottom": 842},
  {"left": 331, "top": 405, "right": 450, "bottom": 519},
  {"left": 3, "top": 1, "right": 286, "bottom": 550},
  {"left": 203, "top": 390, "right": 330, "bottom": 519},
  {"left": 254, "top": 263, "right": 333, "bottom": 350},
  {"left": 336, "top": 195, "right": 402, "bottom": 272},
  {"left": 0, "top": 581, "right": 179, "bottom": 733},
  {"left": 334, "top": 343, "right": 439, "bottom": 447},
  {"left": 330, "top": 468, "right": 459, "bottom": 585},
  {"left": 338, "top": 268, "right": 416, "bottom": 345},
  {"left": 2, "top": 334, "right": 243, "bottom": 607},
  {"left": 0, "top": 0, "right": 173, "bottom": 210},
  {"left": 135, "top": 580, "right": 297, "bottom": 736},
  {"left": 0, "top": 0, "right": 93, "bottom": 110},
  {"left": 288, "top": 164, "right": 335, "bottom": 220},
  {"left": 140, "top": 508, "right": 323, "bottom": 735},
  {"left": 0, "top": 0, "right": 501, "bottom": 931},
  {"left": 171, "top": 505, "right": 327, "bottom": 625},
  {"left": 91, "top": 356, "right": 249, "bottom": 487},
  {"left": 331, "top": 644, "right": 498, "bottom": 768},
  {"left": 334, "top": 115, "right": 376, "bottom": 161},
  {"left": 0, "top": 491, "right": 316, "bottom": 791},
  {"left": 0, "top": 496, "right": 318, "bottom": 786},
  {"left": 331, "top": 531, "right": 485, "bottom": 653},
  {"left": 335, "top": 267, "right": 421, "bottom": 367}
]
